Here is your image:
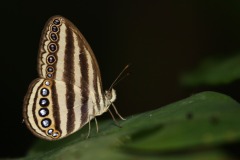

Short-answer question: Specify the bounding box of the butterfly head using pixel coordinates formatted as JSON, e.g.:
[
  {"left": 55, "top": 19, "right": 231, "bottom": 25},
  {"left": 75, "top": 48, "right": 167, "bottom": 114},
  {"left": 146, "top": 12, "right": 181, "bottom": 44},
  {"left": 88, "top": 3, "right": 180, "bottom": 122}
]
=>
[{"left": 105, "top": 89, "right": 116, "bottom": 103}]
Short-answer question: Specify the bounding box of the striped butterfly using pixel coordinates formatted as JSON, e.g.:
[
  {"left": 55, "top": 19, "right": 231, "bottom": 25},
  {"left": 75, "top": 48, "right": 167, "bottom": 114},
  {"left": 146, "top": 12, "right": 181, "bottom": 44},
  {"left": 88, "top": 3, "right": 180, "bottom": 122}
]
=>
[{"left": 23, "top": 15, "right": 125, "bottom": 140}]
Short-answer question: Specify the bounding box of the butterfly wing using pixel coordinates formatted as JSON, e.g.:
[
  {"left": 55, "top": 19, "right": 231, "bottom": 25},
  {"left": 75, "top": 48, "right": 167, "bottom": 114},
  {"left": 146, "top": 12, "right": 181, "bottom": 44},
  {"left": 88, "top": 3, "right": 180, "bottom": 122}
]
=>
[
  {"left": 23, "top": 16, "right": 108, "bottom": 140},
  {"left": 38, "top": 15, "right": 102, "bottom": 86}
]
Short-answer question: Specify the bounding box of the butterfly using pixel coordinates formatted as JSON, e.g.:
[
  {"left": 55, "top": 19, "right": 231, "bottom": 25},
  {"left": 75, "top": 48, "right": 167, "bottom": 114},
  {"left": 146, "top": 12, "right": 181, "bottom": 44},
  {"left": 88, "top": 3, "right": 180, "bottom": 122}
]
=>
[{"left": 23, "top": 15, "right": 126, "bottom": 140}]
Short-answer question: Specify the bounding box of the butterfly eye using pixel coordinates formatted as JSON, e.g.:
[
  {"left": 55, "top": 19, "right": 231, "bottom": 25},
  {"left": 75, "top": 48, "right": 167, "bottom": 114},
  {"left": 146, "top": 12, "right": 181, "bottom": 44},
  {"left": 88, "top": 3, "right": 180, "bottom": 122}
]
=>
[{"left": 105, "top": 91, "right": 112, "bottom": 100}]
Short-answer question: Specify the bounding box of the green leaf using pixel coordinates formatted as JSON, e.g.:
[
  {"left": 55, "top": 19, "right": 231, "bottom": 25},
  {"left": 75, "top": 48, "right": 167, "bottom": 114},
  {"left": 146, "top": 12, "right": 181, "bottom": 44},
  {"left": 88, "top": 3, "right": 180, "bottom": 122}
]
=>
[
  {"left": 22, "top": 91, "right": 240, "bottom": 160},
  {"left": 180, "top": 54, "right": 240, "bottom": 87}
]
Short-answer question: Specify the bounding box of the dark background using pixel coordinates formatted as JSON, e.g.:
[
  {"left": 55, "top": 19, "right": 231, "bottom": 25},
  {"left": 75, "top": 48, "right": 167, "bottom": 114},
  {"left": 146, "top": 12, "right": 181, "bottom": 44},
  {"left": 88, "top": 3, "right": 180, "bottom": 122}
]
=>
[{"left": 1, "top": 0, "right": 240, "bottom": 158}]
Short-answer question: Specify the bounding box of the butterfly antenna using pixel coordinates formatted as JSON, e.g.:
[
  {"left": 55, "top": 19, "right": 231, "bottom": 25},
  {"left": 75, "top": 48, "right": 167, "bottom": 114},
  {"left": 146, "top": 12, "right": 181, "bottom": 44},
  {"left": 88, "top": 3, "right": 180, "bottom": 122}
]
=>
[
  {"left": 109, "top": 64, "right": 130, "bottom": 91},
  {"left": 111, "top": 73, "right": 130, "bottom": 90}
]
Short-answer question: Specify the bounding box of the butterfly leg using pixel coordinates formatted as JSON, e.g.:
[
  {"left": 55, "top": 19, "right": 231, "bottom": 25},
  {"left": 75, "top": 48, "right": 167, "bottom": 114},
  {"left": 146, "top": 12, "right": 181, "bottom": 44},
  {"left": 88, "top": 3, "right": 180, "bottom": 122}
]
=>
[
  {"left": 86, "top": 115, "right": 92, "bottom": 139},
  {"left": 94, "top": 117, "right": 99, "bottom": 133},
  {"left": 86, "top": 115, "right": 98, "bottom": 139},
  {"left": 111, "top": 102, "right": 126, "bottom": 120},
  {"left": 108, "top": 109, "right": 122, "bottom": 128}
]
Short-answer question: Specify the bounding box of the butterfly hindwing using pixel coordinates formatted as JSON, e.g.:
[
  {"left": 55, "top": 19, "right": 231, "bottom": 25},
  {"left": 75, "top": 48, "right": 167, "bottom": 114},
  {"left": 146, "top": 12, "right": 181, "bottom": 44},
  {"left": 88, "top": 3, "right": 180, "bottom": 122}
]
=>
[{"left": 23, "top": 78, "right": 97, "bottom": 140}]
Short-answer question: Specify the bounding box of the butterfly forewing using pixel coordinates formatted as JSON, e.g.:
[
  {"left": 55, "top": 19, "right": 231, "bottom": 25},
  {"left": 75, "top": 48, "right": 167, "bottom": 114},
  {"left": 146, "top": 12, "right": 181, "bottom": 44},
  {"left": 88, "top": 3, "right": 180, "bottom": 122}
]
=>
[
  {"left": 23, "top": 16, "right": 111, "bottom": 140},
  {"left": 38, "top": 16, "right": 102, "bottom": 86}
]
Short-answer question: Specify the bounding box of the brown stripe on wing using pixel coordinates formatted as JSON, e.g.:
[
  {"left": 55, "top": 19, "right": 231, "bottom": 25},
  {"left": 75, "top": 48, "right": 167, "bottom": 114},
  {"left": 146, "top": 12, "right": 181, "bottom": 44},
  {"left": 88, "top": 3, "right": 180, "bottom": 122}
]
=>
[
  {"left": 64, "top": 26, "right": 76, "bottom": 134},
  {"left": 93, "top": 69, "right": 100, "bottom": 111},
  {"left": 79, "top": 51, "right": 89, "bottom": 126},
  {"left": 51, "top": 81, "right": 62, "bottom": 134}
]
